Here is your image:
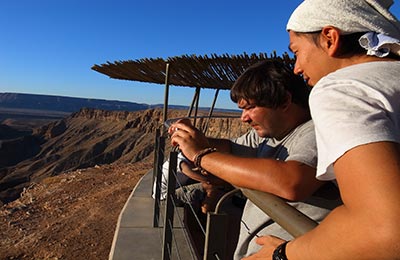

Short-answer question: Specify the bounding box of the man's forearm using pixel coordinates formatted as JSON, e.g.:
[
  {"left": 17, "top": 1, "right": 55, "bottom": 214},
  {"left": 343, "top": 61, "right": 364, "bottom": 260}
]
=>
[
  {"left": 207, "top": 138, "right": 232, "bottom": 153},
  {"left": 198, "top": 152, "right": 321, "bottom": 200}
]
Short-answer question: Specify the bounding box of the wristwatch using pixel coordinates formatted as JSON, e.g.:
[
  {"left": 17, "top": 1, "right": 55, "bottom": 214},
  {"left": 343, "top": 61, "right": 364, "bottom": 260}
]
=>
[{"left": 272, "top": 241, "right": 289, "bottom": 260}]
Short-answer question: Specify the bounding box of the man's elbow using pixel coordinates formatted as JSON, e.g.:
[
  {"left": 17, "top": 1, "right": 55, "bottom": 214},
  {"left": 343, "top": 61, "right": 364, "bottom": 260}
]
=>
[
  {"left": 277, "top": 185, "right": 309, "bottom": 201},
  {"left": 255, "top": 179, "right": 318, "bottom": 201}
]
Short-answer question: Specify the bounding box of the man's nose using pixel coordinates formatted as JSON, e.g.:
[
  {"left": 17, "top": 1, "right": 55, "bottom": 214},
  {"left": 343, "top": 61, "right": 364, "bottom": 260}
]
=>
[{"left": 241, "top": 111, "right": 250, "bottom": 123}]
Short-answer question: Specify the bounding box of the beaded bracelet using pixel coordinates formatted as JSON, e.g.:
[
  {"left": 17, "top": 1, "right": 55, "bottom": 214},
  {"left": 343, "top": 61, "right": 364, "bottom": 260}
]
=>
[{"left": 191, "top": 147, "right": 217, "bottom": 175}]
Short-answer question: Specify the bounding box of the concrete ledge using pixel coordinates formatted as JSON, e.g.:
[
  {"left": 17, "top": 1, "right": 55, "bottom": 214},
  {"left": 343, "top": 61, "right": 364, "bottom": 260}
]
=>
[
  {"left": 111, "top": 227, "right": 162, "bottom": 260},
  {"left": 109, "top": 170, "right": 194, "bottom": 260}
]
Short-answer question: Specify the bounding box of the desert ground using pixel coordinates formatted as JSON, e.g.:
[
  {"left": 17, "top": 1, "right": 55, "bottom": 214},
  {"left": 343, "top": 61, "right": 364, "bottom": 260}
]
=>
[{"left": 0, "top": 161, "right": 152, "bottom": 259}]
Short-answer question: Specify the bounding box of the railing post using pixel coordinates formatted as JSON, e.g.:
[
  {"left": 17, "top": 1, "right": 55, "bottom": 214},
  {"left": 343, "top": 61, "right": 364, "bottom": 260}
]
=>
[
  {"left": 203, "top": 212, "right": 228, "bottom": 260},
  {"left": 162, "top": 150, "right": 178, "bottom": 260},
  {"left": 203, "top": 189, "right": 242, "bottom": 260},
  {"left": 153, "top": 129, "right": 165, "bottom": 227}
]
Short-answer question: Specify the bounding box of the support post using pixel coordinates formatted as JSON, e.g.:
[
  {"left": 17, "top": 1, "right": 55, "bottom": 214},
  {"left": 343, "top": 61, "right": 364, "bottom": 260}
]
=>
[
  {"left": 193, "top": 87, "right": 200, "bottom": 127},
  {"left": 202, "top": 88, "right": 220, "bottom": 133},
  {"left": 187, "top": 88, "right": 200, "bottom": 117},
  {"left": 162, "top": 63, "right": 171, "bottom": 131}
]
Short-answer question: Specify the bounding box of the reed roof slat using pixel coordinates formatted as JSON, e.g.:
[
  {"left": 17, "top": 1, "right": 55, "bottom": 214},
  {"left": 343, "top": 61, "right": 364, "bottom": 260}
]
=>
[{"left": 92, "top": 52, "right": 294, "bottom": 90}]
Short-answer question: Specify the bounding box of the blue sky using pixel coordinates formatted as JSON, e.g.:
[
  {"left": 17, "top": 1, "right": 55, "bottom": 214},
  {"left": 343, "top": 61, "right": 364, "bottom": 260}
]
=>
[{"left": 1, "top": 1, "right": 400, "bottom": 110}]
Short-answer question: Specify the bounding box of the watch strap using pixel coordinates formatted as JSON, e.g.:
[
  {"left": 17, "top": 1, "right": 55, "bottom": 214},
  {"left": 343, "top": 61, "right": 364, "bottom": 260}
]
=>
[{"left": 272, "top": 241, "right": 289, "bottom": 260}]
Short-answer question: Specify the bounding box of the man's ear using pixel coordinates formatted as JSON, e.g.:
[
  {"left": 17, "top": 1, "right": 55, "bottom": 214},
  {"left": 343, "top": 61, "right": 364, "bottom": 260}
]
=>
[{"left": 320, "top": 26, "right": 340, "bottom": 57}]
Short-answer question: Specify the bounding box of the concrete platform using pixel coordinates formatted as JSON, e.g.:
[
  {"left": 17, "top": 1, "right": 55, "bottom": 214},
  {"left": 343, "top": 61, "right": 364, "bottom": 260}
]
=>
[{"left": 109, "top": 170, "right": 196, "bottom": 260}]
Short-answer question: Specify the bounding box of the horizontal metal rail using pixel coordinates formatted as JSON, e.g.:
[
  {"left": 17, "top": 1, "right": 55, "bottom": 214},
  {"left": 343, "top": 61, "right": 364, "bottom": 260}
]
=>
[{"left": 241, "top": 188, "right": 318, "bottom": 238}]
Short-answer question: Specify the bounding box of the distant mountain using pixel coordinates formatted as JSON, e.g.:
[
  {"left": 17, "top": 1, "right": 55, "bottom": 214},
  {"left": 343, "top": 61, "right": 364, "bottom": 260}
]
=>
[
  {"left": 0, "top": 92, "right": 151, "bottom": 113},
  {"left": 0, "top": 92, "right": 239, "bottom": 114}
]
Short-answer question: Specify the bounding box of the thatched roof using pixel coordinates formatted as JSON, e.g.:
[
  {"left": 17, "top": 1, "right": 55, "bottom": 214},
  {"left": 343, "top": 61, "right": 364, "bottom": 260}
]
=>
[{"left": 92, "top": 52, "right": 295, "bottom": 90}]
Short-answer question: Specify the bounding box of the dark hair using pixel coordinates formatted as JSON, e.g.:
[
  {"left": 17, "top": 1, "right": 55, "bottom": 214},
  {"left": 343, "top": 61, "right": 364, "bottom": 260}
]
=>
[
  {"left": 303, "top": 31, "right": 367, "bottom": 57},
  {"left": 230, "top": 60, "right": 310, "bottom": 109},
  {"left": 303, "top": 31, "right": 400, "bottom": 59}
]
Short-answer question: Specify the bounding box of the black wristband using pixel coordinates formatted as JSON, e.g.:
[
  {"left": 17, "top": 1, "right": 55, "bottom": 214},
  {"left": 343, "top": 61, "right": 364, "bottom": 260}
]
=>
[
  {"left": 193, "top": 147, "right": 217, "bottom": 168},
  {"left": 191, "top": 147, "right": 217, "bottom": 175},
  {"left": 272, "top": 241, "right": 289, "bottom": 260}
]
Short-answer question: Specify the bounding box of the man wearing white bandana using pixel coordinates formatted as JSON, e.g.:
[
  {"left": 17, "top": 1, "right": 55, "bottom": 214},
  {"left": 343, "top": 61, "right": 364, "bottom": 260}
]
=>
[{"left": 244, "top": 0, "right": 400, "bottom": 259}]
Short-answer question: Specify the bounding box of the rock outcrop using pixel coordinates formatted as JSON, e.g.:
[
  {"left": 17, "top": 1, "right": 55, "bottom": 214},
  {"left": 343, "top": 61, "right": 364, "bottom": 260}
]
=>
[{"left": 0, "top": 108, "right": 245, "bottom": 205}]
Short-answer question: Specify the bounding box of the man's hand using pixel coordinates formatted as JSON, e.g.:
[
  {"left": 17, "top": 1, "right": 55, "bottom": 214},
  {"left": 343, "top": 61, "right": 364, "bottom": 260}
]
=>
[
  {"left": 242, "top": 236, "right": 286, "bottom": 260},
  {"left": 167, "top": 118, "right": 193, "bottom": 136},
  {"left": 169, "top": 119, "right": 210, "bottom": 161}
]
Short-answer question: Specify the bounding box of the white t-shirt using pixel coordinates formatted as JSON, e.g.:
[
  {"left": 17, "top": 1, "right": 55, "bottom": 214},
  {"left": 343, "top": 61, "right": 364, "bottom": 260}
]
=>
[
  {"left": 152, "top": 153, "right": 190, "bottom": 200},
  {"left": 310, "top": 61, "right": 400, "bottom": 180}
]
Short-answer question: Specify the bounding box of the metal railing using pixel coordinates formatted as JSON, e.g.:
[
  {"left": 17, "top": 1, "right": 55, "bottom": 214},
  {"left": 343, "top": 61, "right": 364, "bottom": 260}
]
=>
[{"left": 151, "top": 116, "right": 325, "bottom": 260}]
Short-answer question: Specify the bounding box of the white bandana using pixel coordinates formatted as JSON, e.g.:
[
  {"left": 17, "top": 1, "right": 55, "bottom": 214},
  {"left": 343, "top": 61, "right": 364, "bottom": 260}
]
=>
[{"left": 286, "top": 0, "right": 400, "bottom": 56}]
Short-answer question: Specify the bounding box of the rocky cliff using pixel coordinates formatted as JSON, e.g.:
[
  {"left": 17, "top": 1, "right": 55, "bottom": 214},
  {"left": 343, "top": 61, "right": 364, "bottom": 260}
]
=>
[{"left": 0, "top": 108, "right": 245, "bottom": 205}]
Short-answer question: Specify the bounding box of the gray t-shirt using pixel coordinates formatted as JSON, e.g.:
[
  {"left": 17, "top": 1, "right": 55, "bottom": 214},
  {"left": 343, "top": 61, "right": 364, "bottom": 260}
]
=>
[{"left": 233, "top": 120, "right": 338, "bottom": 259}]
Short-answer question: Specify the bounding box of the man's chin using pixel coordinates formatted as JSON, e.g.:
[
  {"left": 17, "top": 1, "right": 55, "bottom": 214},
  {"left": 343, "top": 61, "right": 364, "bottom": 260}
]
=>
[{"left": 254, "top": 129, "right": 266, "bottom": 138}]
